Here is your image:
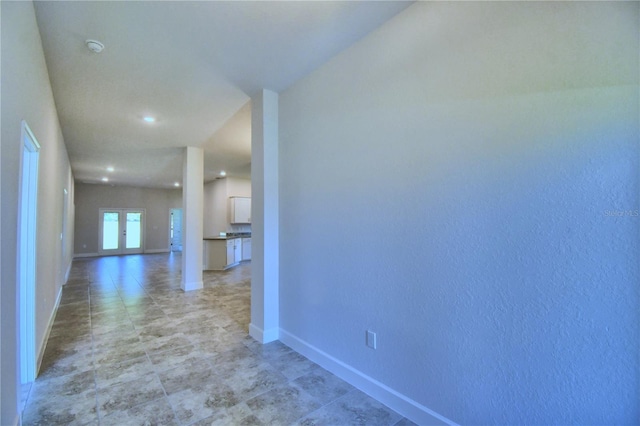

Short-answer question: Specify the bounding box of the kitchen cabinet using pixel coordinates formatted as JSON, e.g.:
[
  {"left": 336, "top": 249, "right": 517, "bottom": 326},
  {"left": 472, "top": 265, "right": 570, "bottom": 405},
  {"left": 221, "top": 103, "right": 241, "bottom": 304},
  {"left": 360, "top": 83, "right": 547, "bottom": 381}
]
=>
[
  {"left": 226, "top": 238, "right": 242, "bottom": 266},
  {"left": 229, "top": 197, "right": 251, "bottom": 224},
  {"left": 242, "top": 237, "right": 251, "bottom": 261}
]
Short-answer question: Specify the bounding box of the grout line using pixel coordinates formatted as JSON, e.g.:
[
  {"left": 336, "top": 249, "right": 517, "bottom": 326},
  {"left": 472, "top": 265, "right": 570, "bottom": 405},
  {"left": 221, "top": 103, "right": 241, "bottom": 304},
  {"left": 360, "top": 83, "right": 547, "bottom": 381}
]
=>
[
  {"left": 27, "top": 257, "right": 373, "bottom": 426},
  {"left": 88, "top": 281, "right": 102, "bottom": 425},
  {"left": 147, "top": 334, "right": 181, "bottom": 424}
]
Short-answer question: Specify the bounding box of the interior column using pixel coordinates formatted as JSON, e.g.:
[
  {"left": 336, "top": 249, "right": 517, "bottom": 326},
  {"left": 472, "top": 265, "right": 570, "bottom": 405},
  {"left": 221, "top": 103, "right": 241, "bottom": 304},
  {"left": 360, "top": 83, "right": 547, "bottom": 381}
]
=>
[
  {"left": 181, "top": 146, "right": 204, "bottom": 291},
  {"left": 250, "top": 89, "right": 279, "bottom": 343}
]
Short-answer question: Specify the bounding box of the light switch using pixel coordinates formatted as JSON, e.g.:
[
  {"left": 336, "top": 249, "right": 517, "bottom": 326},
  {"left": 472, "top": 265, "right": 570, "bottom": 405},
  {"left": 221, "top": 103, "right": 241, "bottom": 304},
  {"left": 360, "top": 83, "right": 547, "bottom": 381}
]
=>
[{"left": 366, "top": 330, "right": 377, "bottom": 349}]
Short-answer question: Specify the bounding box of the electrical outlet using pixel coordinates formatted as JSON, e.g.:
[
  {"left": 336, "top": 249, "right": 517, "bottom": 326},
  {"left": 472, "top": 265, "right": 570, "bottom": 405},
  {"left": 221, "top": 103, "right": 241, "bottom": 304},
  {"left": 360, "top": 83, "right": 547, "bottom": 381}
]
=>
[{"left": 366, "top": 330, "right": 377, "bottom": 349}]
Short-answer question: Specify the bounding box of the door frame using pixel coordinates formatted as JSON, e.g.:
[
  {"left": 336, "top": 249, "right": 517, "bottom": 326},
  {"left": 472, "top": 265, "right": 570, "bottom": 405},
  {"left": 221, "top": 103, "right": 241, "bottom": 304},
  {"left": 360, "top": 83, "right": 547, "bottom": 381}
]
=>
[
  {"left": 98, "top": 208, "right": 146, "bottom": 255},
  {"left": 17, "top": 120, "right": 40, "bottom": 384}
]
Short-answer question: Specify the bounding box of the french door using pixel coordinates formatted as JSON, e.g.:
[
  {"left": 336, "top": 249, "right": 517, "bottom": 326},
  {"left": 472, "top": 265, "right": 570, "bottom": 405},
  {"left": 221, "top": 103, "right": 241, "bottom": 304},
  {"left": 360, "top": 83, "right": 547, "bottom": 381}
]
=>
[{"left": 99, "top": 209, "right": 145, "bottom": 255}]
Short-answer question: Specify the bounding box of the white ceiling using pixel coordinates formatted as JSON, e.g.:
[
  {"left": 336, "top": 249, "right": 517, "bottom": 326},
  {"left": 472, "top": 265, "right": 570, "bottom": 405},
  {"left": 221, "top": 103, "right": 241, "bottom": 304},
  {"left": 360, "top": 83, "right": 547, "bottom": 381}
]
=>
[{"left": 33, "top": 1, "right": 411, "bottom": 188}]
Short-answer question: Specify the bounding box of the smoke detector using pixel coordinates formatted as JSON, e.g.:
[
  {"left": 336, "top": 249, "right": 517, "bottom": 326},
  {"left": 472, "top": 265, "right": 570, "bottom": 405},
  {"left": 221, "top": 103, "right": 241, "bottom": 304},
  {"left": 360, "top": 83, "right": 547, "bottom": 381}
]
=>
[{"left": 85, "top": 39, "right": 105, "bottom": 53}]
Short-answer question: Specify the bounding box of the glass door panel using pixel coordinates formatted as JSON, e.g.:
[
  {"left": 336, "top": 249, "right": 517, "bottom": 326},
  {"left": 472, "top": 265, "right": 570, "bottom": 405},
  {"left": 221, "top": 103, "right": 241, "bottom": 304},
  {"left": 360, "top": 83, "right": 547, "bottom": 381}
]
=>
[
  {"left": 102, "top": 211, "right": 120, "bottom": 251},
  {"left": 170, "top": 208, "right": 182, "bottom": 252},
  {"left": 125, "top": 212, "right": 142, "bottom": 249}
]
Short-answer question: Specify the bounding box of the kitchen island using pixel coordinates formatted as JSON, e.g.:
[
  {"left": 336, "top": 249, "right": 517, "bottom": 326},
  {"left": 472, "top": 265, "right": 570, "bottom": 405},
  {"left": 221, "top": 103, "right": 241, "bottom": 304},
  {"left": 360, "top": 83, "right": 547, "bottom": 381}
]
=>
[{"left": 203, "top": 234, "right": 251, "bottom": 270}]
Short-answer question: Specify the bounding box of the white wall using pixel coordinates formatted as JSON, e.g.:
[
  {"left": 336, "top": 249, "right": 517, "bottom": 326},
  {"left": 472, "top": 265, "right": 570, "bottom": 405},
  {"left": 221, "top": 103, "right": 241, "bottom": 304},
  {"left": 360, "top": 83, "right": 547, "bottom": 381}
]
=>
[
  {"left": 226, "top": 176, "right": 251, "bottom": 199},
  {"left": 74, "top": 183, "right": 182, "bottom": 255},
  {"left": 203, "top": 179, "right": 227, "bottom": 237},
  {"left": 203, "top": 177, "right": 251, "bottom": 236},
  {"left": 1, "top": 1, "right": 75, "bottom": 424},
  {"left": 279, "top": 2, "right": 639, "bottom": 424}
]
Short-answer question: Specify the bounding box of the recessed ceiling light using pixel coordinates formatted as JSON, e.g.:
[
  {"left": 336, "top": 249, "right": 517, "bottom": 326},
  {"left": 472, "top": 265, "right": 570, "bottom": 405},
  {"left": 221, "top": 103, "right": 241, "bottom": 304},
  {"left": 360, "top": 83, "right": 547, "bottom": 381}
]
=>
[
  {"left": 101, "top": 177, "right": 109, "bottom": 182},
  {"left": 174, "top": 182, "right": 180, "bottom": 187},
  {"left": 220, "top": 171, "right": 226, "bottom": 176},
  {"left": 143, "top": 116, "right": 156, "bottom": 123},
  {"left": 106, "top": 166, "right": 114, "bottom": 172}
]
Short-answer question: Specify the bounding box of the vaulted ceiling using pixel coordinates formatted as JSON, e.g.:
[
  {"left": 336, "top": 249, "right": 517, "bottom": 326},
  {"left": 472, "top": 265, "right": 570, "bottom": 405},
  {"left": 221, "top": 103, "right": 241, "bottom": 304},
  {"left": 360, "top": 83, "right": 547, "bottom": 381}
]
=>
[{"left": 33, "top": 1, "right": 411, "bottom": 188}]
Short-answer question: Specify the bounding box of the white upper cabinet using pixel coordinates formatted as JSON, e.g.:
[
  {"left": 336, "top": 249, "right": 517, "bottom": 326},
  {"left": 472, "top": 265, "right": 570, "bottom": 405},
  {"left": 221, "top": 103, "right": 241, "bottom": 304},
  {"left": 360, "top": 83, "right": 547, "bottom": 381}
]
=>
[{"left": 229, "top": 197, "right": 251, "bottom": 224}]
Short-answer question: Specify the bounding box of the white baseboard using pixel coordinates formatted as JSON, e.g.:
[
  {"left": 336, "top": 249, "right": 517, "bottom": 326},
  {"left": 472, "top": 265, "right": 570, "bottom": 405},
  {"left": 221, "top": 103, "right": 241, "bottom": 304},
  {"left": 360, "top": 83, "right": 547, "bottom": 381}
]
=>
[
  {"left": 181, "top": 280, "right": 203, "bottom": 292},
  {"left": 249, "top": 323, "right": 279, "bottom": 343},
  {"left": 64, "top": 260, "right": 72, "bottom": 284},
  {"left": 75, "top": 250, "right": 171, "bottom": 258},
  {"left": 36, "top": 286, "right": 63, "bottom": 377},
  {"left": 279, "top": 329, "right": 457, "bottom": 426},
  {"left": 73, "top": 252, "right": 98, "bottom": 258}
]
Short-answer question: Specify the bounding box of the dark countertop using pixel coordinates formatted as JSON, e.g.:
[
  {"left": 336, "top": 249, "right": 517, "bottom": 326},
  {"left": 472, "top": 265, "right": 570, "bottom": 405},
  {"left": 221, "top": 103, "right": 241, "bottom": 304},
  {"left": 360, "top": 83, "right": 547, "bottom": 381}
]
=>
[{"left": 204, "top": 234, "right": 251, "bottom": 241}]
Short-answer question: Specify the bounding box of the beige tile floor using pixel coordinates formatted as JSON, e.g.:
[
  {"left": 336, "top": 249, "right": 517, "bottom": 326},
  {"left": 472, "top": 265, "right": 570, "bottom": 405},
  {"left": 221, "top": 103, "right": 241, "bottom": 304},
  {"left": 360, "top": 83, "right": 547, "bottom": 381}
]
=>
[{"left": 21, "top": 253, "right": 415, "bottom": 426}]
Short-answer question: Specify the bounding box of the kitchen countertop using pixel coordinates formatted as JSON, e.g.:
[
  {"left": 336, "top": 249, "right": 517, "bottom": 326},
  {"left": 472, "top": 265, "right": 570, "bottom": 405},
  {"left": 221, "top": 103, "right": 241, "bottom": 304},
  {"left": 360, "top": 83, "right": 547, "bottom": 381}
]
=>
[{"left": 204, "top": 234, "right": 251, "bottom": 240}]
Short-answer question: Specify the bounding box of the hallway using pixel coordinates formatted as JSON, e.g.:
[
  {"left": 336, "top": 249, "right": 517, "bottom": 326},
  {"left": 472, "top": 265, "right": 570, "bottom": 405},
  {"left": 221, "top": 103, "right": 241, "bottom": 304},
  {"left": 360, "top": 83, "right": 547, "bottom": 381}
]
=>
[{"left": 22, "top": 254, "right": 412, "bottom": 425}]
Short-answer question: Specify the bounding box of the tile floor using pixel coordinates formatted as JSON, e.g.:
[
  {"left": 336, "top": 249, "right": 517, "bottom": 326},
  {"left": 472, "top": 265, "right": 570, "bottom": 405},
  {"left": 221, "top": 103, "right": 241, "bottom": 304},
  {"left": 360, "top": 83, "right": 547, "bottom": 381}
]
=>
[{"left": 21, "top": 253, "right": 415, "bottom": 426}]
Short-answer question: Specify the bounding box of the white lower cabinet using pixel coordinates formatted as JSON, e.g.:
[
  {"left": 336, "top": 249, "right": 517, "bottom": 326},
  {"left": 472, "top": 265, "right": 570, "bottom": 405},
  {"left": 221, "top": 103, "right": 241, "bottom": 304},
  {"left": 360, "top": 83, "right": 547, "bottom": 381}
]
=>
[
  {"left": 226, "top": 239, "right": 234, "bottom": 266},
  {"left": 234, "top": 239, "right": 242, "bottom": 263},
  {"left": 242, "top": 238, "right": 251, "bottom": 261},
  {"left": 226, "top": 238, "right": 242, "bottom": 266}
]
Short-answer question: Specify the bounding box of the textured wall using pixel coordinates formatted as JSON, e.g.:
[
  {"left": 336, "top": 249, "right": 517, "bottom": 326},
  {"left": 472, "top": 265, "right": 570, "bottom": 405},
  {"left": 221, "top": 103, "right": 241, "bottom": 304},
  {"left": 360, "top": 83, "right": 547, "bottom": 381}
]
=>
[
  {"left": 279, "top": 2, "right": 639, "bottom": 424},
  {"left": 1, "top": 1, "right": 75, "bottom": 423},
  {"left": 74, "top": 183, "right": 182, "bottom": 254}
]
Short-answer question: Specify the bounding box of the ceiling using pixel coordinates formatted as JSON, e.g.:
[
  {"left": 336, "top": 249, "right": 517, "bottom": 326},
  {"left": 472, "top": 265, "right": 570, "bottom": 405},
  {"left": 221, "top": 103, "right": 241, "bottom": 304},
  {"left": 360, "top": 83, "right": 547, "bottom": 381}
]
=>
[{"left": 33, "top": 1, "right": 412, "bottom": 188}]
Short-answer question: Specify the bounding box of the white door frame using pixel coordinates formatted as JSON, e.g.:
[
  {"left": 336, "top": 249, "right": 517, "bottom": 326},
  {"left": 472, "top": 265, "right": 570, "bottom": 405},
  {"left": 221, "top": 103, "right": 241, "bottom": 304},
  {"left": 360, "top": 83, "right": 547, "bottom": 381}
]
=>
[
  {"left": 98, "top": 208, "right": 145, "bottom": 255},
  {"left": 17, "top": 120, "right": 40, "bottom": 384}
]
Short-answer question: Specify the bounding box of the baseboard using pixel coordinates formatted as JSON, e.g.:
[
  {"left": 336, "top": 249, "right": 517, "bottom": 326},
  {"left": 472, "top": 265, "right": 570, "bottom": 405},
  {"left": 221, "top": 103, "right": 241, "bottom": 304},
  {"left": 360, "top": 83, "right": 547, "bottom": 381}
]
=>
[
  {"left": 75, "top": 250, "right": 172, "bottom": 258},
  {"left": 36, "top": 285, "right": 63, "bottom": 377},
  {"left": 64, "top": 260, "right": 72, "bottom": 284},
  {"left": 279, "top": 329, "right": 457, "bottom": 426},
  {"left": 73, "top": 252, "right": 98, "bottom": 258},
  {"left": 249, "top": 323, "right": 279, "bottom": 343},
  {"left": 181, "top": 280, "right": 203, "bottom": 292}
]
